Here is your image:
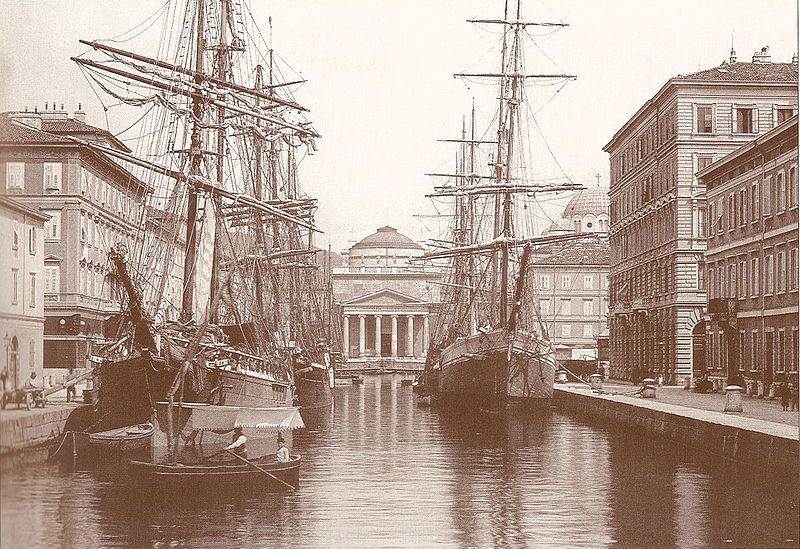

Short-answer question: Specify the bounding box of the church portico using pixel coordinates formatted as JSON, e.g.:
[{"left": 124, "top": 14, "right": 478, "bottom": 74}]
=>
[
  {"left": 332, "top": 226, "right": 442, "bottom": 372},
  {"left": 340, "top": 290, "right": 432, "bottom": 370}
]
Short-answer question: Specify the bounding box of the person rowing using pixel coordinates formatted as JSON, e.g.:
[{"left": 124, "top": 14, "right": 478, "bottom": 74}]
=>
[{"left": 225, "top": 426, "right": 247, "bottom": 459}]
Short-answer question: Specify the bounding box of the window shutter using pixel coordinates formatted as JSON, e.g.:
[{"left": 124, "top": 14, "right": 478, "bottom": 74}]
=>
[
  {"left": 712, "top": 103, "right": 717, "bottom": 132},
  {"left": 752, "top": 106, "right": 759, "bottom": 133},
  {"left": 731, "top": 106, "right": 737, "bottom": 133}
]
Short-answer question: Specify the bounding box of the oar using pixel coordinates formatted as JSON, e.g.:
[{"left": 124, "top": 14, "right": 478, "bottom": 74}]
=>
[{"left": 224, "top": 449, "right": 296, "bottom": 491}]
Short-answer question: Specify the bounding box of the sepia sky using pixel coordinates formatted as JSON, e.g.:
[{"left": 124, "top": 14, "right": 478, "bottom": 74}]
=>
[{"left": 0, "top": 0, "right": 797, "bottom": 253}]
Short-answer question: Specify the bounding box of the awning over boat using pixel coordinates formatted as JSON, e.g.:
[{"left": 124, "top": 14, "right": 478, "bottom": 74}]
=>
[{"left": 155, "top": 402, "right": 305, "bottom": 432}]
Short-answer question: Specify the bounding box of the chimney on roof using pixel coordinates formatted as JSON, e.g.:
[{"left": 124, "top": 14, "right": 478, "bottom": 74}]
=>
[
  {"left": 11, "top": 111, "right": 42, "bottom": 131},
  {"left": 752, "top": 45, "right": 771, "bottom": 63},
  {"left": 74, "top": 102, "right": 86, "bottom": 123},
  {"left": 729, "top": 47, "right": 737, "bottom": 64}
]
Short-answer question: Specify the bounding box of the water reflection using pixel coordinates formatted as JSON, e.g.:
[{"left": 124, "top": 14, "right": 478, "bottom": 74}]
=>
[{"left": 1, "top": 374, "right": 797, "bottom": 548}]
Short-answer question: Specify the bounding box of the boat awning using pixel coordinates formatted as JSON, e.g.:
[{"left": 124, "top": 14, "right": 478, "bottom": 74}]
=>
[{"left": 155, "top": 402, "right": 305, "bottom": 432}]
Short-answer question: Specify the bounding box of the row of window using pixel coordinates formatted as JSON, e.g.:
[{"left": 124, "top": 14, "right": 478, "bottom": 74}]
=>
[
  {"left": 708, "top": 246, "right": 799, "bottom": 299},
  {"left": 695, "top": 104, "right": 795, "bottom": 135},
  {"left": 6, "top": 162, "right": 61, "bottom": 193},
  {"left": 612, "top": 108, "right": 677, "bottom": 182},
  {"left": 614, "top": 204, "right": 675, "bottom": 261},
  {"left": 708, "top": 166, "right": 798, "bottom": 235},
  {"left": 4, "top": 162, "right": 143, "bottom": 222},
  {"left": 9, "top": 269, "right": 36, "bottom": 308},
  {"left": 536, "top": 274, "right": 598, "bottom": 291},
  {"left": 10, "top": 225, "right": 39, "bottom": 257},
  {"left": 539, "top": 298, "right": 608, "bottom": 317},
  {"left": 611, "top": 156, "right": 678, "bottom": 222},
  {"left": 547, "top": 323, "right": 597, "bottom": 339},
  {"left": 708, "top": 327, "right": 798, "bottom": 374}
]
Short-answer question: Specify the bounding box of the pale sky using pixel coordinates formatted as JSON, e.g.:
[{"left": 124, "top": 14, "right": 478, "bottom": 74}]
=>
[{"left": 1, "top": 0, "right": 797, "bottom": 253}]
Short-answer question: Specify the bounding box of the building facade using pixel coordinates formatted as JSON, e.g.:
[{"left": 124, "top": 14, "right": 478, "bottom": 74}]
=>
[
  {"left": 699, "top": 116, "right": 798, "bottom": 393},
  {"left": 0, "top": 108, "right": 151, "bottom": 371},
  {"left": 604, "top": 48, "right": 797, "bottom": 384},
  {"left": 332, "top": 226, "right": 441, "bottom": 371},
  {"left": 535, "top": 187, "right": 611, "bottom": 364},
  {"left": 1, "top": 196, "right": 48, "bottom": 391}
]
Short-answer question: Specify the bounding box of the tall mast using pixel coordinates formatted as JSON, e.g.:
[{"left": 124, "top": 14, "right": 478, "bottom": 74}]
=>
[
  {"left": 209, "top": 0, "right": 233, "bottom": 321},
  {"left": 181, "top": 0, "right": 206, "bottom": 322},
  {"left": 500, "top": 0, "right": 525, "bottom": 327},
  {"left": 253, "top": 65, "right": 267, "bottom": 327},
  {"left": 492, "top": 0, "right": 511, "bottom": 326}
]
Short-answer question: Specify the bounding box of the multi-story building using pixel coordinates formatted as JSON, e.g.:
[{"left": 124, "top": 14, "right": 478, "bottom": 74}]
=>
[
  {"left": 0, "top": 108, "right": 151, "bottom": 371},
  {"left": 1, "top": 196, "right": 48, "bottom": 391},
  {"left": 603, "top": 47, "right": 797, "bottom": 384},
  {"left": 699, "top": 115, "right": 797, "bottom": 393},
  {"left": 332, "top": 226, "right": 441, "bottom": 371},
  {"left": 534, "top": 187, "right": 610, "bottom": 366}
]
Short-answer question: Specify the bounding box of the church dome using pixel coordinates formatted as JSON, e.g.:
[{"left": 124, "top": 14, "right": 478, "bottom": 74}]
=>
[
  {"left": 563, "top": 187, "right": 610, "bottom": 218},
  {"left": 350, "top": 226, "right": 422, "bottom": 251}
]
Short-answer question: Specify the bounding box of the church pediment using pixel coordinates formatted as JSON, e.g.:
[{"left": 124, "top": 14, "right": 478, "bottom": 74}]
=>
[{"left": 343, "top": 288, "right": 426, "bottom": 306}]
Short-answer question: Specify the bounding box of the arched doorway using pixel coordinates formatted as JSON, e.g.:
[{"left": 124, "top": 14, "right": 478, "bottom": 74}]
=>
[{"left": 691, "top": 321, "right": 706, "bottom": 379}]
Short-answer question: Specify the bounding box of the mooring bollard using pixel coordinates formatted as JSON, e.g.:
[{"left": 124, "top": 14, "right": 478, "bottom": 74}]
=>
[
  {"left": 589, "top": 373, "right": 602, "bottom": 391},
  {"left": 641, "top": 378, "right": 656, "bottom": 398},
  {"left": 555, "top": 370, "right": 568, "bottom": 384},
  {"left": 724, "top": 385, "right": 744, "bottom": 413}
]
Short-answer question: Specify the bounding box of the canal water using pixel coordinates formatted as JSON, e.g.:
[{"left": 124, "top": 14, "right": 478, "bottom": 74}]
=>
[{"left": 1, "top": 374, "right": 798, "bottom": 548}]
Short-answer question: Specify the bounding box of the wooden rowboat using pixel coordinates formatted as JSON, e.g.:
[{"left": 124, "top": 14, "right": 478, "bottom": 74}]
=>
[
  {"left": 127, "top": 455, "right": 301, "bottom": 492},
  {"left": 50, "top": 422, "right": 155, "bottom": 463}
]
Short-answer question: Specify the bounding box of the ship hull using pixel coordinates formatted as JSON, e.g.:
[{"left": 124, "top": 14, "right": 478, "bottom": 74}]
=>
[
  {"left": 217, "top": 369, "right": 292, "bottom": 408},
  {"left": 433, "top": 328, "right": 555, "bottom": 410}
]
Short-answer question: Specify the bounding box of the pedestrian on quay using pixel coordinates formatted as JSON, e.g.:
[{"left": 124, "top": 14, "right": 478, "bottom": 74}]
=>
[
  {"left": 66, "top": 366, "right": 77, "bottom": 402},
  {"left": 0, "top": 367, "right": 8, "bottom": 394},
  {"left": 789, "top": 381, "right": 798, "bottom": 412},
  {"left": 779, "top": 381, "right": 790, "bottom": 411}
]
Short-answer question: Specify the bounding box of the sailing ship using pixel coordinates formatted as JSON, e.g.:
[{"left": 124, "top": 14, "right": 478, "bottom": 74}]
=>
[
  {"left": 415, "top": 1, "right": 588, "bottom": 410},
  {"left": 64, "top": 0, "right": 335, "bottom": 431}
]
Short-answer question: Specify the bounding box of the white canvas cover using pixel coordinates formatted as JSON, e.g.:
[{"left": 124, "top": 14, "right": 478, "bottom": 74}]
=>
[{"left": 156, "top": 402, "right": 305, "bottom": 432}]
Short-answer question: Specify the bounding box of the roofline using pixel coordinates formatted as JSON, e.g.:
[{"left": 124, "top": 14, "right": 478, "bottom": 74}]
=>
[
  {"left": 340, "top": 287, "right": 428, "bottom": 305},
  {"left": 0, "top": 195, "right": 51, "bottom": 221},
  {"left": 603, "top": 77, "right": 796, "bottom": 152},
  {"left": 697, "top": 115, "right": 798, "bottom": 180}
]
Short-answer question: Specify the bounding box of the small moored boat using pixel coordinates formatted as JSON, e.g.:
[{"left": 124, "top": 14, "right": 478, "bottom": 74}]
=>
[{"left": 50, "top": 422, "right": 155, "bottom": 464}]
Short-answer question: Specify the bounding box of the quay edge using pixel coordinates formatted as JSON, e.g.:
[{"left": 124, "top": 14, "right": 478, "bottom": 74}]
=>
[
  {"left": 553, "top": 386, "right": 798, "bottom": 477},
  {"left": 0, "top": 405, "right": 78, "bottom": 457}
]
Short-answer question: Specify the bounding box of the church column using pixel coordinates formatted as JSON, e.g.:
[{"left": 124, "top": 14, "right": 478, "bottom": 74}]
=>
[
  {"left": 343, "top": 314, "right": 350, "bottom": 358},
  {"left": 423, "top": 315, "right": 430, "bottom": 357},
  {"left": 406, "top": 315, "right": 414, "bottom": 358},
  {"left": 358, "top": 315, "right": 366, "bottom": 357},
  {"left": 391, "top": 315, "right": 398, "bottom": 357},
  {"left": 374, "top": 315, "right": 382, "bottom": 356}
]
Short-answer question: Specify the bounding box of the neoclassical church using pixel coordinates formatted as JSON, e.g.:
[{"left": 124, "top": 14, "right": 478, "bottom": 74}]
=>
[{"left": 332, "top": 226, "right": 441, "bottom": 371}]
